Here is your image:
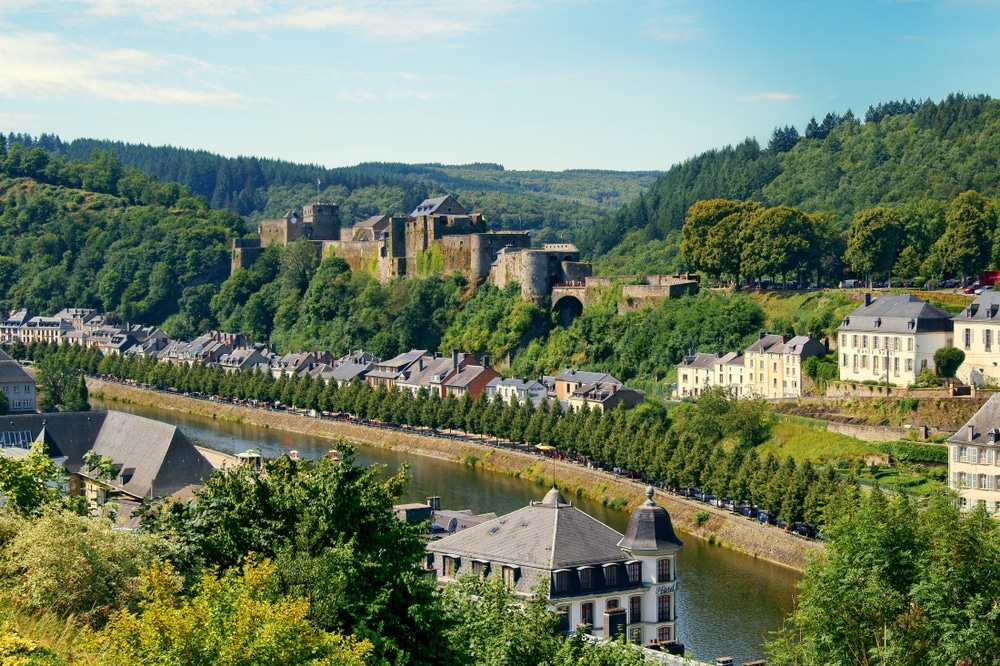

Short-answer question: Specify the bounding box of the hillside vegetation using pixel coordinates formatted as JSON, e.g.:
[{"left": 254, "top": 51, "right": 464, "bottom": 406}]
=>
[
  {"left": 12, "top": 134, "right": 660, "bottom": 245},
  {"left": 584, "top": 93, "right": 1000, "bottom": 273}
]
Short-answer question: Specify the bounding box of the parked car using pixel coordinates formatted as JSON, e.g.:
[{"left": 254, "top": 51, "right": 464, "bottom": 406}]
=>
[{"left": 976, "top": 285, "right": 994, "bottom": 295}]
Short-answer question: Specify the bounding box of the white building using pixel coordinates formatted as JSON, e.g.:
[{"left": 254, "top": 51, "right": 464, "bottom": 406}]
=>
[
  {"left": 837, "top": 294, "right": 953, "bottom": 386},
  {"left": 0, "top": 349, "right": 35, "bottom": 413},
  {"left": 952, "top": 291, "right": 1000, "bottom": 386},
  {"left": 425, "top": 487, "right": 683, "bottom": 647},
  {"left": 484, "top": 376, "right": 548, "bottom": 406},
  {"left": 948, "top": 392, "right": 1000, "bottom": 513}
]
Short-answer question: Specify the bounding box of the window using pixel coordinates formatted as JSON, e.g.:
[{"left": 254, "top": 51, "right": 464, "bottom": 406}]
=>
[
  {"left": 443, "top": 555, "right": 459, "bottom": 577},
  {"left": 971, "top": 448, "right": 979, "bottom": 464},
  {"left": 606, "top": 598, "right": 620, "bottom": 611},
  {"left": 905, "top": 359, "right": 914, "bottom": 372},
  {"left": 626, "top": 561, "right": 641, "bottom": 584},
  {"left": 852, "top": 335, "right": 858, "bottom": 348},
  {"left": 603, "top": 564, "right": 620, "bottom": 587},
  {"left": 862, "top": 335, "right": 868, "bottom": 349},
  {"left": 629, "top": 595, "right": 642, "bottom": 624},
  {"left": 578, "top": 567, "right": 593, "bottom": 590},
  {"left": 657, "top": 558, "right": 671, "bottom": 582},
  {"left": 861, "top": 356, "right": 868, "bottom": 369},
  {"left": 873, "top": 336, "right": 879, "bottom": 350},
  {"left": 657, "top": 594, "right": 671, "bottom": 622},
  {"left": 472, "top": 560, "right": 488, "bottom": 577},
  {"left": 425, "top": 553, "right": 435, "bottom": 570},
  {"left": 581, "top": 602, "right": 594, "bottom": 626},
  {"left": 842, "top": 354, "right": 848, "bottom": 367},
  {"left": 987, "top": 329, "right": 994, "bottom": 351},
  {"left": 841, "top": 334, "right": 847, "bottom": 347},
  {"left": 502, "top": 566, "right": 519, "bottom": 589},
  {"left": 629, "top": 627, "right": 642, "bottom": 645},
  {"left": 681, "top": 374, "right": 688, "bottom": 382},
  {"left": 556, "top": 605, "right": 570, "bottom": 634},
  {"left": 894, "top": 357, "right": 899, "bottom": 375},
  {"left": 907, "top": 338, "right": 914, "bottom": 352},
  {"left": 657, "top": 626, "right": 672, "bottom": 642},
  {"left": 921, "top": 359, "right": 928, "bottom": 370},
  {"left": 965, "top": 328, "right": 972, "bottom": 350},
  {"left": 553, "top": 570, "right": 571, "bottom": 593}
]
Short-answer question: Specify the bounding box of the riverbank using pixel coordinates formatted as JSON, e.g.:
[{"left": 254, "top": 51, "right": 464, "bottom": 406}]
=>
[{"left": 87, "top": 377, "right": 820, "bottom": 571}]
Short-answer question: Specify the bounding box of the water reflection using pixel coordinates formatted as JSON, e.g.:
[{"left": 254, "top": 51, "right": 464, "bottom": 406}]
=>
[{"left": 93, "top": 399, "right": 798, "bottom": 662}]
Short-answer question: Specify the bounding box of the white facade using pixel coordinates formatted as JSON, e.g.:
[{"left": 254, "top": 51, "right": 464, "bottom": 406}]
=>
[
  {"left": 953, "top": 292, "right": 1000, "bottom": 386},
  {"left": 838, "top": 294, "right": 953, "bottom": 387},
  {"left": 949, "top": 393, "right": 1000, "bottom": 514}
]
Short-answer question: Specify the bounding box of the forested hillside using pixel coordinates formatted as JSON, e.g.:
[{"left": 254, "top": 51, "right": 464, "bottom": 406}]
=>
[
  {"left": 10, "top": 134, "right": 659, "bottom": 245},
  {"left": 585, "top": 93, "right": 1000, "bottom": 273},
  {"left": 0, "top": 142, "right": 242, "bottom": 327}
]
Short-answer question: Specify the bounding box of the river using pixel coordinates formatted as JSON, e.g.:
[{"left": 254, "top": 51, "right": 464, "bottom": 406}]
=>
[{"left": 93, "top": 398, "right": 800, "bottom": 664}]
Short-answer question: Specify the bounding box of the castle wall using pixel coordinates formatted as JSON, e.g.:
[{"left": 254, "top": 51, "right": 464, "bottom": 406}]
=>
[
  {"left": 259, "top": 219, "right": 289, "bottom": 247},
  {"left": 470, "top": 232, "right": 531, "bottom": 282},
  {"left": 439, "top": 235, "right": 474, "bottom": 278},
  {"left": 561, "top": 261, "right": 591, "bottom": 283},
  {"left": 231, "top": 238, "right": 263, "bottom": 273},
  {"left": 323, "top": 240, "right": 393, "bottom": 281}
]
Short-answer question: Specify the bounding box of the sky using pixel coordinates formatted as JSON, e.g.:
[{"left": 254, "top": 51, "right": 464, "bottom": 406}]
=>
[{"left": 2, "top": 0, "right": 1000, "bottom": 172}]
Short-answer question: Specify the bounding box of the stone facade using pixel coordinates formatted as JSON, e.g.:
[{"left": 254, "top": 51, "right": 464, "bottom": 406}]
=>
[
  {"left": 233, "top": 196, "right": 570, "bottom": 291},
  {"left": 491, "top": 243, "right": 592, "bottom": 302}
]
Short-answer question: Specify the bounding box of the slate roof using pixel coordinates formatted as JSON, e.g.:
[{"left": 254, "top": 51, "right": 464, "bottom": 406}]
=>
[
  {"left": 745, "top": 333, "right": 825, "bottom": 357},
  {"left": 618, "top": 487, "right": 683, "bottom": 553},
  {"left": 0, "top": 350, "right": 32, "bottom": 384},
  {"left": 838, "top": 294, "right": 953, "bottom": 333},
  {"left": 426, "top": 490, "right": 629, "bottom": 595},
  {"left": 679, "top": 353, "right": 721, "bottom": 370},
  {"left": 0, "top": 411, "right": 214, "bottom": 500},
  {"left": 399, "top": 356, "right": 457, "bottom": 389},
  {"left": 444, "top": 365, "right": 496, "bottom": 390},
  {"left": 954, "top": 291, "right": 1000, "bottom": 322},
  {"left": 330, "top": 361, "right": 375, "bottom": 383},
  {"left": 949, "top": 392, "right": 1000, "bottom": 447},
  {"left": 554, "top": 369, "right": 622, "bottom": 386},
  {"left": 410, "top": 195, "right": 466, "bottom": 218},
  {"left": 354, "top": 215, "right": 389, "bottom": 229}
]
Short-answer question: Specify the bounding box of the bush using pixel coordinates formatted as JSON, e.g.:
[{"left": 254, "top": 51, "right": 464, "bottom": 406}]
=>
[
  {"left": 694, "top": 510, "right": 710, "bottom": 527},
  {"left": 872, "top": 440, "right": 949, "bottom": 464},
  {"left": 913, "top": 368, "right": 940, "bottom": 388},
  {"left": 0, "top": 511, "right": 172, "bottom": 627}
]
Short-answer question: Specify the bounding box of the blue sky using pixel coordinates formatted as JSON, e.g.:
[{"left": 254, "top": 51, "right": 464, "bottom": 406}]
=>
[{"left": 2, "top": 1, "right": 999, "bottom": 171}]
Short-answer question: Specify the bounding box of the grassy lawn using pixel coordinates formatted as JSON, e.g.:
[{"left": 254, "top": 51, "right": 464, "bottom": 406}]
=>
[{"left": 759, "top": 418, "right": 879, "bottom": 462}]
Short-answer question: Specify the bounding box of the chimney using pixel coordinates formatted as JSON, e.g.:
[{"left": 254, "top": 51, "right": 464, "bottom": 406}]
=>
[
  {"left": 452, "top": 348, "right": 459, "bottom": 371},
  {"left": 968, "top": 424, "right": 976, "bottom": 441},
  {"left": 427, "top": 496, "right": 441, "bottom": 511},
  {"left": 759, "top": 331, "right": 767, "bottom": 340},
  {"left": 483, "top": 354, "right": 491, "bottom": 368},
  {"left": 864, "top": 293, "right": 871, "bottom": 307}
]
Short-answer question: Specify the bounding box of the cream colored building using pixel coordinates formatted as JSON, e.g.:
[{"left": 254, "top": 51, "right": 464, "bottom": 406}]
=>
[
  {"left": 949, "top": 393, "right": 1000, "bottom": 513},
  {"left": 744, "top": 333, "right": 826, "bottom": 399},
  {"left": 953, "top": 291, "right": 1000, "bottom": 386},
  {"left": 837, "top": 294, "right": 953, "bottom": 386},
  {"left": 676, "top": 352, "right": 745, "bottom": 399}
]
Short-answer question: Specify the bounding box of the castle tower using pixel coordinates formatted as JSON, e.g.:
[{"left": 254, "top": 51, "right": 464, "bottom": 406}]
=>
[
  {"left": 302, "top": 202, "right": 341, "bottom": 240},
  {"left": 618, "top": 486, "right": 683, "bottom": 646}
]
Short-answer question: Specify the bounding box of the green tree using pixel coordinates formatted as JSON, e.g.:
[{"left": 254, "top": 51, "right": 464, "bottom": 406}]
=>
[
  {"left": 143, "top": 447, "right": 447, "bottom": 666},
  {"left": 933, "top": 346, "right": 965, "bottom": 378},
  {"left": 0, "top": 443, "right": 66, "bottom": 516},
  {"left": 930, "top": 190, "right": 996, "bottom": 278},
  {"left": 844, "top": 207, "right": 904, "bottom": 284}
]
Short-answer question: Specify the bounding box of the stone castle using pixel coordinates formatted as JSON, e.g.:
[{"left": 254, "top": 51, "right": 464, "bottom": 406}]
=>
[{"left": 232, "top": 195, "right": 593, "bottom": 302}]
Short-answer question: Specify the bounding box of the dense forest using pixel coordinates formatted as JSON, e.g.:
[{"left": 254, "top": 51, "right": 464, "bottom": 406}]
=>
[
  {"left": 585, "top": 93, "right": 1000, "bottom": 274},
  {"left": 9, "top": 134, "right": 659, "bottom": 245}
]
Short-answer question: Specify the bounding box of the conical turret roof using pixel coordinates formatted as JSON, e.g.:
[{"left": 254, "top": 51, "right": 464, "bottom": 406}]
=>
[{"left": 618, "top": 487, "right": 683, "bottom": 553}]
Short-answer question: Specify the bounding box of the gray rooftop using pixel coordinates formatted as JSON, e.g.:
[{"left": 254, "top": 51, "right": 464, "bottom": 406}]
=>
[
  {"left": 554, "top": 369, "right": 622, "bottom": 386},
  {"left": 838, "top": 294, "right": 953, "bottom": 334},
  {"left": 949, "top": 392, "right": 1000, "bottom": 447},
  {"left": 0, "top": 350, "right": 33, "bottom": 385},
  {"left": 410, "top": 195, "right": 466, "bottom": 218},
  {"left": 0, "top": 411, "right": 214, "bottom": 500},
  {"left": 954, "top": 291, "right": 1000, "bottom": 322}
]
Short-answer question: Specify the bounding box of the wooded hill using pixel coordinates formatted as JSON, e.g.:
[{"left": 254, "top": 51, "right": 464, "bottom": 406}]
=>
[
  {"left": 8, "top": 134, "right": 660, "bottom": 246},
  {"left": 586, "top": 93, "right": 1000, "bottom": 274}
]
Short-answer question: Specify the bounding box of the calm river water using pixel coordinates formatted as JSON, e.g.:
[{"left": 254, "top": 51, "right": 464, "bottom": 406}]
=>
[{"left": 93, "top": 398, "right": 799, "bottom": 663}]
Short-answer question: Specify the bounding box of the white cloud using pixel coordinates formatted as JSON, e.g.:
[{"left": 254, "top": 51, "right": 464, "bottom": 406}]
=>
[
  {"left": 387, "top": 89, "right": 455, "bottom": 101},
  {"left": 337, "top": 89, "right": 380, "bottom": 103},
  {"left": 7, "top": 0, "right": 528, "bottom": 38},
  {"left": 644, "top": 13, "right": 706, "bottom": 41},
  {"left": 0, "top": 32, "right": 250, "bottom": 105},
  {"left": 736, "top": 92, "right": 799, "bottom": 102}
]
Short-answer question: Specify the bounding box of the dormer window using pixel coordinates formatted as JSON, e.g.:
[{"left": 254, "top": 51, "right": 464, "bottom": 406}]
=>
[{"left": 989, "top": 428, "right": 1000, "bottom": 444}]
